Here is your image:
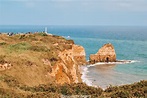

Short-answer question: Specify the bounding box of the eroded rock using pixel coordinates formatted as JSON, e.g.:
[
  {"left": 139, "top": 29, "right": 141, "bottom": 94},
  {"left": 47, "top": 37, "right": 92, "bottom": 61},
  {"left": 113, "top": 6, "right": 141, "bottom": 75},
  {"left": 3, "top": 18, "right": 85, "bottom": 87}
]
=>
[
  {"left": 0, "top": 63, "right": 12, "bottom": 71},
  {"left": 89, "top": 43, "right": 116, "bottom": 64}
]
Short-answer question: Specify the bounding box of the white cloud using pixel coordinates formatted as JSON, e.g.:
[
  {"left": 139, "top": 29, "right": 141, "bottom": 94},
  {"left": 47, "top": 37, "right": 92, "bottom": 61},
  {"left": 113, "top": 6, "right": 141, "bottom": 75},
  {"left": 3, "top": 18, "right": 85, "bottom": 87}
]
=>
[{"left": 5, "top": 0, "right": 147, "bottom": 12}]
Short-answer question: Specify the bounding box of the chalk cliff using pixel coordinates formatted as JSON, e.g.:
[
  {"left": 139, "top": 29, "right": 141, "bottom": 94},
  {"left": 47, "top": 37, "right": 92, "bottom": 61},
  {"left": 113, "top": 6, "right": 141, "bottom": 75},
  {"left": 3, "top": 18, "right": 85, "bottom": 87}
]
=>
[{"left": 89, "top": 43, "right": 116, "bottom": 64}]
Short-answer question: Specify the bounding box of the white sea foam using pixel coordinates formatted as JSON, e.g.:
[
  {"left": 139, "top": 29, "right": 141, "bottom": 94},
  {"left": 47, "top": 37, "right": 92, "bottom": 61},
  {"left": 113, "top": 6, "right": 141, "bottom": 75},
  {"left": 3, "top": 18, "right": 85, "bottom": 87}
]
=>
[
  {"left": 81, "top": 66, "right": 93, "bottom": 86},
  {"left": 87, "top": 60, "right": 140, "bottom": 67}
]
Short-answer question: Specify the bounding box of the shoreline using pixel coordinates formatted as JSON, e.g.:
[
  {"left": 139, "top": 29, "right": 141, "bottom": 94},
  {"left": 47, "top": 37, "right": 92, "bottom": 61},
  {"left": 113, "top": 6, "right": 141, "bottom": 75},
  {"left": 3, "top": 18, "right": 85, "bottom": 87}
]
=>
[{"left": 80, "top": 60, "right": 142, "bottom": 89}]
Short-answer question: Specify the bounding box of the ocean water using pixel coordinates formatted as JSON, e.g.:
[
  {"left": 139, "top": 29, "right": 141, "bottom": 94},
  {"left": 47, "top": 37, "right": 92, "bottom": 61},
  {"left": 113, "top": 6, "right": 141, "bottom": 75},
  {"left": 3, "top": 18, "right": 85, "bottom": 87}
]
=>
[{"left": 0, "top": 25, "right": 147, "bottom": 88}]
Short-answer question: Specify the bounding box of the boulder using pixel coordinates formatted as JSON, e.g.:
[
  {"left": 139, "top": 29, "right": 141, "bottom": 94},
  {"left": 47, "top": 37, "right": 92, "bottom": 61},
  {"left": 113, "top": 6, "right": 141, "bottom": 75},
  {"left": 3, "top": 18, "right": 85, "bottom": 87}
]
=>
[{"left": 89, "top": 43, "right": 116, "bottom": 63}]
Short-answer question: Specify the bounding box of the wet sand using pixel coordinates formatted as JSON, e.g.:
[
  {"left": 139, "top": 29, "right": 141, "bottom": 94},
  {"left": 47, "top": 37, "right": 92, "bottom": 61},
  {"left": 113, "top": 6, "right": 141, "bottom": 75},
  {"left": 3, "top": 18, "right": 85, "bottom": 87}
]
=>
[{"left": 81, "top": 61, "right": 146, "bottom": 89}]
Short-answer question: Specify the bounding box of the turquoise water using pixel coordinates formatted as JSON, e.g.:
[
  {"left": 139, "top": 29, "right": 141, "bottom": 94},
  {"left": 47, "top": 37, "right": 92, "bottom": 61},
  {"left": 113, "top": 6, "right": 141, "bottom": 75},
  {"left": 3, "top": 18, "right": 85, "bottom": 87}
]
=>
[
  {"left": 0, "top": 25, "right": 147, "bottom": 88},
  {"left": 77, "top": 37, "right": 147, "bottom": 88}
]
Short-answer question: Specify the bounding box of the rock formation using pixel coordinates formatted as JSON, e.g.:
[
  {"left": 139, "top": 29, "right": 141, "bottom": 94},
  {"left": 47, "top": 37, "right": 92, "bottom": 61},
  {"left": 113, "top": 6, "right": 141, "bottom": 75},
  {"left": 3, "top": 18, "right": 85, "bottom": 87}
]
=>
[
  {"left": 0, "top": 63, "right": 12, "bottom": 71},
  {"left": 49, "top": 44, "right": 86, "bottom": 84},
  {"left": 89, "top": 43, "right": 116, "bottom": 64}
]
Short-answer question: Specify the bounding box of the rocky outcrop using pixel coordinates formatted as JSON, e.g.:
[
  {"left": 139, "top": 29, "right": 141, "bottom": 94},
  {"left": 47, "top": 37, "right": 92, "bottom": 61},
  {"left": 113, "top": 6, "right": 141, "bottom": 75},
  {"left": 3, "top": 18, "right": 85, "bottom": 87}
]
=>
[
  {"left": 0, "top": 63, "right": 12, "bottom": 71},
  {"left": 49, "top": 44, "right": 86, "bottom": 84},
  {"left": 72, "top": 45, "right": 86, "bottom": 65},
  {"left": 89, "top": 43, "right": 116, "bottom": 64}
]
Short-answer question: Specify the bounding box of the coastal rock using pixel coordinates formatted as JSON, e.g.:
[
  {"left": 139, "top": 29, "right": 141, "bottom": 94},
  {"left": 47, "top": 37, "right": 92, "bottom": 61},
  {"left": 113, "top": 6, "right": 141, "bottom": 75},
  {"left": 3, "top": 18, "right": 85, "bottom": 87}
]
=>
[
  {"left": 72, "top": 45, "right": 86, "bottom": 65},
  {"left": 89, "top": 43, "right": 116, "bottom": 63},
  {"left": 49, "top": 45, "right": 86, "bottom": 84}
]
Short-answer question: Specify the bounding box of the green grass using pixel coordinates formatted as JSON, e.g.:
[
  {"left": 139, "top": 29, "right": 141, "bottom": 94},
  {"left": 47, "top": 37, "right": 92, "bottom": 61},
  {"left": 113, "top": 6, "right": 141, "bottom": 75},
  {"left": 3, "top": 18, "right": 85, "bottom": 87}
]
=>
[{"left": 7, "top": 42, "right": 31, "bottom": 52}]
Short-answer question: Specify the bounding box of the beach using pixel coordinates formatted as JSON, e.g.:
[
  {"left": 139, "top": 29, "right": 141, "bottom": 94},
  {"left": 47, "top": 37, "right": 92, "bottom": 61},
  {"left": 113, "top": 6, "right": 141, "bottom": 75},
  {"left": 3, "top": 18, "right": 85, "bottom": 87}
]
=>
[{"left": 81, "top": 60, "right": 146, "bottom": 89}]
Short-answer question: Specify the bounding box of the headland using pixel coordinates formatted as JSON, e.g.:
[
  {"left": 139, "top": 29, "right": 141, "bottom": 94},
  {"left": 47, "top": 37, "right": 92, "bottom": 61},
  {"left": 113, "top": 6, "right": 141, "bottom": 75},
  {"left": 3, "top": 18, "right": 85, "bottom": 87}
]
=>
[{"left": 0, "top": 32, "right": 146, "bottom": 97}]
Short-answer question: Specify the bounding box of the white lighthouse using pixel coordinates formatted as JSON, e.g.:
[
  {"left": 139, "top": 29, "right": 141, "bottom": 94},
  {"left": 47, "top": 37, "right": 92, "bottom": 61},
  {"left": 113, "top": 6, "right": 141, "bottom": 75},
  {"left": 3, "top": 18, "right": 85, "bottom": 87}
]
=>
[{"left": 45, "top": 27, "right": 47, "bottom": 34}]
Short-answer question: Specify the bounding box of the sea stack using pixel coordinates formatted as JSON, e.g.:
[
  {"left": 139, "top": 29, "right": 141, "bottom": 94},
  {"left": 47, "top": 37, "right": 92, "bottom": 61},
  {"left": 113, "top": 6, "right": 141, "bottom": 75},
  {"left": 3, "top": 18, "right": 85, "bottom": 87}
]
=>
[{"left": 89, "top": 43, "right": 116, "bottom": 64}]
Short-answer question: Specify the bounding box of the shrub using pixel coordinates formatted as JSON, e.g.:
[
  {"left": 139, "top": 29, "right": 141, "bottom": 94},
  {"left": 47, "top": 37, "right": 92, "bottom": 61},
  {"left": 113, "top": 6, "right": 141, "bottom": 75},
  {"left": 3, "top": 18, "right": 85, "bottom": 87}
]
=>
[
  {"left": 60, "top": 85, "right": 72, "bottom": 95},
  {"left": 111, "top": 90, "right": 130, "bottom": 98},
  {"left": 0, "top": 42, "right": 7, "bottom": 46},
  {"left": 105, "top": 85, "right": 119, "bottom": 93},
  {"left": 67, "top": 39, "right": 74, "bottom": 44},
  {"left": 19, "top": 34, "right": 26, "bottom": 39},
  {"left": 52, "top": 35, "right": 65, "bottom": 39},
  {"left": 38, "top": 32, "right": 48, "bottom": 36},
  {"left": 2, "top": 75, "right": 20, "bottom": 87},
  {"left": 133, "top": 89, "right": 145, "bottom": 97}
]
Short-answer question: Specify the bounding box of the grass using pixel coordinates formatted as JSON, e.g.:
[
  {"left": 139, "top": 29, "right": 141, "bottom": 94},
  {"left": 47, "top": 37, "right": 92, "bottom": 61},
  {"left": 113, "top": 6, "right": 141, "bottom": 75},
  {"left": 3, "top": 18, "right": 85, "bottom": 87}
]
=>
[
  {"left": 0, "top": 75, "right": 146, "bottom": 98},
  {"left": 7, "top": 42, "right": 31, "bottom": 51},
  {"left": 29, "top": 45, "right": 50, "bottom": 52},
  {"left": 0, "top": 55, "right": 6, "bottom": 64}
]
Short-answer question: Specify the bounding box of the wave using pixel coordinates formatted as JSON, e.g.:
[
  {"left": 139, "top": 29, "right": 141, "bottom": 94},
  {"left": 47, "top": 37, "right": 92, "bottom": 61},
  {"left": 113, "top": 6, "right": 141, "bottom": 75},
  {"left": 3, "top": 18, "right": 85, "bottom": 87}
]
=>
[
  {"left": 86, "top": 60, "right": 140, "bottom": 67},
  {"left": 81, "top": 66, "right": 93, "bottom": 86}
]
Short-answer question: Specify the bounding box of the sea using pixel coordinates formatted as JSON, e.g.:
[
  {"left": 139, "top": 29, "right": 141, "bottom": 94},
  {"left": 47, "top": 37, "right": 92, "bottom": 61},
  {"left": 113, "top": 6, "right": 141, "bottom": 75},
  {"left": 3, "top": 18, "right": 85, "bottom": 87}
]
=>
[{"left": 0, "top": 25, "right": 147, "bottom": 89}]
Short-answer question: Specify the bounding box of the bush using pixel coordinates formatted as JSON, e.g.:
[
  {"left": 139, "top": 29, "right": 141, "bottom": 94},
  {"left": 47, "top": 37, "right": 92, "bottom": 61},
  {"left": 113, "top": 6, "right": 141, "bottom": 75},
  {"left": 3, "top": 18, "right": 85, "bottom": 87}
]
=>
[
  {"left": 19, "top": 34, "right": 26, "bottom": 39},
  {"left": 67, "top": 39, "right": 74, "bottom": 44},
  {"left": 0, "top": 42, "right": 7, "bottom": 46},
  {"left": 2, "top": 75, "right": 20, "bottom": 87},
  {"left": 105, "top": 85, "right": 119, "bottom": 93},
  {"left": 38, "top": 32, "right": 48, "bottom": 36},
  {"left": 104, "top": 80, "right": 147, "bottom": 98},
  {"left": 133, "top": 89, "right": 145, "bottom": 97},
  {"left": 111, "top": 90, "right": 130, "bottom": 98},
  {"left": 60, "top": 85, "right": 72, "bottom": 95}
]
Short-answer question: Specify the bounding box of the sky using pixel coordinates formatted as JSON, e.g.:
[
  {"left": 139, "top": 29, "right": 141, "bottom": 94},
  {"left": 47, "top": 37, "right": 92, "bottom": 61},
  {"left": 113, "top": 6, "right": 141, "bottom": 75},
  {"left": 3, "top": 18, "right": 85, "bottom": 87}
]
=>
[{"left": 0, "top": 0, "right": 147, "bottom": 26}]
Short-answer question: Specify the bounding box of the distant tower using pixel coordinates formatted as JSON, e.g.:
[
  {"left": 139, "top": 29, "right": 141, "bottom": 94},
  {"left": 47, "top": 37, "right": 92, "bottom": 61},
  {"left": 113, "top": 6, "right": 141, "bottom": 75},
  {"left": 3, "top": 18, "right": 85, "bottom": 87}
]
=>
[{"left": 45, "top": 27, "right": 47, "bottom": 34}]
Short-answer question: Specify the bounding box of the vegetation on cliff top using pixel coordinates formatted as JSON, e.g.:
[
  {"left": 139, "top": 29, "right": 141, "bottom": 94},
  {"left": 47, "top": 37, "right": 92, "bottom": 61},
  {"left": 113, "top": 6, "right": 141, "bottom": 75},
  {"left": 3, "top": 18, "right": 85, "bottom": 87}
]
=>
[{"left": 0, "top": 33, "right": 146, "bottom": 97}]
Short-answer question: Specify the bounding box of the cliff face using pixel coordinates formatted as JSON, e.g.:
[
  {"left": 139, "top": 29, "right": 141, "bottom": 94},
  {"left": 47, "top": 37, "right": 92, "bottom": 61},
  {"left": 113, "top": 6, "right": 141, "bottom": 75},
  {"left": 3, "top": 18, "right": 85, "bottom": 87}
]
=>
[
  {"left": 49, "top": 45, "right": 86, "bottom": 84},
  {"left": 90, "top": 43, "right": 116, "bottom": 64}
]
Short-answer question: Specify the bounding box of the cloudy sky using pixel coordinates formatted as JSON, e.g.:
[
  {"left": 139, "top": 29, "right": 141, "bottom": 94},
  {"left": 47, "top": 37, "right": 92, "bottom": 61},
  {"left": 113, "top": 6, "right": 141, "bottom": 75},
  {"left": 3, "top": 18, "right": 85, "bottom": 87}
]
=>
[{"left": 0, "top": 0, "right": 147, "bottom": 25}]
